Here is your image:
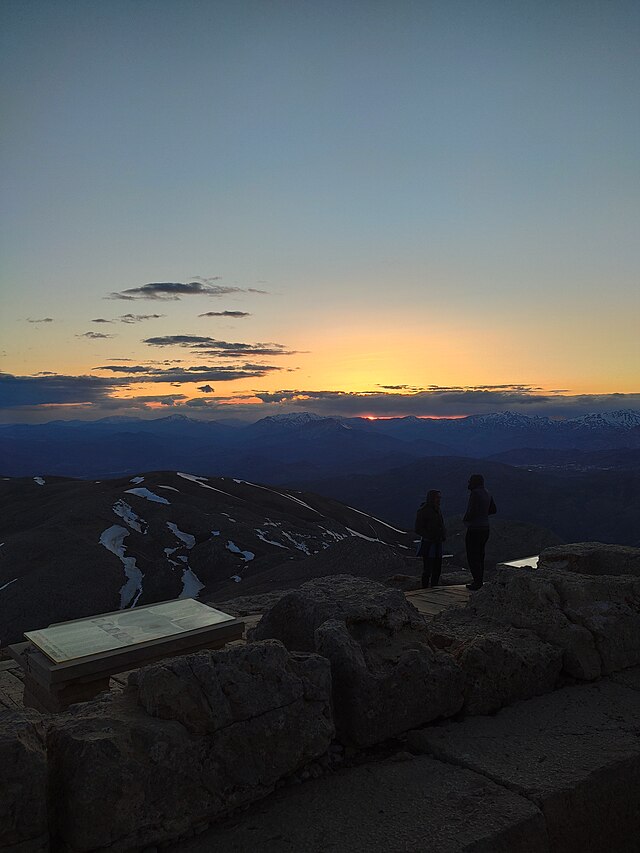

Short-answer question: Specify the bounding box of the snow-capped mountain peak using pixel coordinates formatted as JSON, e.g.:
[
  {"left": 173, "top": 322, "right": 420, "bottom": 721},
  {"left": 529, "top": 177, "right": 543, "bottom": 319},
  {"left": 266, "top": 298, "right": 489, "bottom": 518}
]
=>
[{"left": 563, "top": 410, "right": 640, "bottom": 431}]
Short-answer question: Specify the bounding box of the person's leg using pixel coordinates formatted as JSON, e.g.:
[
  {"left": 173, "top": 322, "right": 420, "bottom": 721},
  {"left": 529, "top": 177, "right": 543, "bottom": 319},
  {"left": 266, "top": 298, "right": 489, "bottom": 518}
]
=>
[
  {"left": 476, "top": 528, "right": 490, "bottom": 585},
  {"left": 430, "top": 553, "right": 442, "bottom": 587},
  {"left": 465, "top": 529, "right": 479, "bottom": 584},
  {"left": 421, "top": 553, "right": 430, "bottom": 588}
]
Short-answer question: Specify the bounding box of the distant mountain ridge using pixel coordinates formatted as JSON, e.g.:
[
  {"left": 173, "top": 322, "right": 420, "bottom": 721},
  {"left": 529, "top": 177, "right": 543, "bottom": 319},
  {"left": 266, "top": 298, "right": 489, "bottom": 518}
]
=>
[{"left": 2, "top": 408, "right": 639, "bottom": 481}]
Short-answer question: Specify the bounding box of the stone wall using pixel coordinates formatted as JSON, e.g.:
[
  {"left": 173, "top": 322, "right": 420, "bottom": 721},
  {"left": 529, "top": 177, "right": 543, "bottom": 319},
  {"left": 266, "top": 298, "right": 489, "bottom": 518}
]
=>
[{"left": 3, "top": 553, "right": 640, "bottom": 852}]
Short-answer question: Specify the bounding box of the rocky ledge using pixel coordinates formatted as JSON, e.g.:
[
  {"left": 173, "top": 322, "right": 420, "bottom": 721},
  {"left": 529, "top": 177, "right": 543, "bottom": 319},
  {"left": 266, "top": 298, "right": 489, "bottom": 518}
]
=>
[{"left": 2, "top": 543, "right": 640, "bottom": 852}]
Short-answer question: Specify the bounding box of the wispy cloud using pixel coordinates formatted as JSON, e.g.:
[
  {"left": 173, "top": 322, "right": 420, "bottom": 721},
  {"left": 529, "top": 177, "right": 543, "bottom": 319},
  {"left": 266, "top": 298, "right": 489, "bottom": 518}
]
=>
[
  {"left": 143, "top": 334, "right": 298, "bottom": 357},
  {"left": 77, "top": 332, "right": 114, "bottom": 339},
  {"left": 91, "top": 318, "right": 113, "bottom": 324},
  {"left": 198, "top": 311, "right": 251, "bottom": 318},
  {"left": 107, "top": 280, "right": 268, "bottom": 300},
  {"left": 197, "top": 384, "right": 214, "bottom": 393},
  {"left": 26, "top": 317, "right": 54, "bottom": 323},
  {"left": 119, "top": 313, "right": 165, "bottom": 323}
]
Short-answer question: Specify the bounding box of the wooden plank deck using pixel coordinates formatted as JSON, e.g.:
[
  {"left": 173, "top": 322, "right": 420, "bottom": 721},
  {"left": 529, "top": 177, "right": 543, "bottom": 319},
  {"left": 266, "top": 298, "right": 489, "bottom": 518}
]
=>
[{"left": 405, "top": 584, "right": 470, "bottom": 618}]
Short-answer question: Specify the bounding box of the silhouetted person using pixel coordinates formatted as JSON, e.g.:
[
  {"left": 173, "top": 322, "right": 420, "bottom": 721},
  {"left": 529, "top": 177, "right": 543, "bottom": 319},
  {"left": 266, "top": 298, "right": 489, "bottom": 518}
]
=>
[
  {"left": 415, "top": 489, "right": 447, "bottom": 588},
  {"left": 464, "top": 473, "right": 496, "bottom": 590}
]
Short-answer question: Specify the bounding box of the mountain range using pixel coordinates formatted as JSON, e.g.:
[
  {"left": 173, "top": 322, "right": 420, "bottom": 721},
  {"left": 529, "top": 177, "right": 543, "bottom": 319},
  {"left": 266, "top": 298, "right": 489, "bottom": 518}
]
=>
[{"left": 2, "top": 409, "right": 640, "bottom": 481}]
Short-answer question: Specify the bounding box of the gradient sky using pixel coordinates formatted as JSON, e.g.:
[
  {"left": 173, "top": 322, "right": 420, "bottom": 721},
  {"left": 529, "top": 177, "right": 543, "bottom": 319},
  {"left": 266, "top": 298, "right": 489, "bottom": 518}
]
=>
[{"left": 1, "top": 0, "right": 639, "bottom": 422}]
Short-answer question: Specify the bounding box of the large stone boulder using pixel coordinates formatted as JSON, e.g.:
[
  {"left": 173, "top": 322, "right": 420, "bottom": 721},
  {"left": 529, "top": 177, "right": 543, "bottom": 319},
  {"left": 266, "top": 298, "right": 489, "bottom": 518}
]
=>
[
  {"left": 0, "top": 710, "right": 48, "bottom": 853},
  {"left": 251, "top": 574, "right": 426, "bottom": 652},
  {"left": 428, "top": 608, "right": 563, "bottom": 715},
  {"left": 539, "top": 542, "right": 640, "bottom": 576},
  {"left": 252, "top": 575, "right": 464, "bottom": 746},
  {"left": 469, "top": 567, "right": 640, "bottom": 680},
  {"left": 46, "top": 641, "right": 333, "bottom": 852}
]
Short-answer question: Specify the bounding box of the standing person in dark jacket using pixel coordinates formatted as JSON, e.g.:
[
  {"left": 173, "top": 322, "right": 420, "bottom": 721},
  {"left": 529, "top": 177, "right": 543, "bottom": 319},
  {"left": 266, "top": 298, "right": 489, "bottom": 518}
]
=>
[
  {"left": 415, "top": 490, "right": 447, "bottom": 588},
  {"left": 463, "top": 473, "right": 496, "bottom": 591}
]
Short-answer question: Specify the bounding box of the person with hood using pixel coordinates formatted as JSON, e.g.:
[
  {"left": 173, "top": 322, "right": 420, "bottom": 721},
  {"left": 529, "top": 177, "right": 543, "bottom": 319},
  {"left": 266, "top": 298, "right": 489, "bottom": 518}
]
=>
[
  {"left": 463, "top": 473, "right": 497, "bottom": 590},
  {"left": 415, "top": 489, "right": 447, "bottom": 588}
]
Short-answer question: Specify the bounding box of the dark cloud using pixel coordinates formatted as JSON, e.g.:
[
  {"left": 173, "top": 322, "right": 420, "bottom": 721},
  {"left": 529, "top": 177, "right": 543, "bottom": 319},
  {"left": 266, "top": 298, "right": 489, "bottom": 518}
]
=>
[
  {"left": 250, "top": 388, "right": 640, "bottom": 419},
  {"left": 0, "top": 373, "right": 118, "bottom": 407},
  {"left": 77, "top": 332, "right": 114, "bottom": 339},
  {"left": 197, "top": 384, "right": 214, "bottom": 393},
  {"left": 198, "top": 311, "right": 251, "bottom": 318},
  {"left": 91, "top": 318, "right": 113, "bottom": 324},
  {"left": 119, "top": 313, "right": 165, "bottom": 323},
  {"left": 120, "top": 394, "right": 187, "bottom": 405},
  {"left": 95, "top": 365, "right": 151, "bottom": 374},
  {"left": 107, "top": 281, "right": 267, "bottom": 300},
  {"left": 378, "top": 384, "right": 425, "bottom": 391},
  {"left": 94, "top": 363, "right": 282, "bottom": 382},
  {"left": 143, "top": 335, "right": 297, "bottom": 358},
  {"left": 26, "top": 318, "right": 54, "bottom": 323}
]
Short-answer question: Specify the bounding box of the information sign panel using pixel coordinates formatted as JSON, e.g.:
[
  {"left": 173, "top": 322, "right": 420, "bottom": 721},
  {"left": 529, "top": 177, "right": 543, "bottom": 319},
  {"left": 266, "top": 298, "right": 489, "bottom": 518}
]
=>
[{"left": 25, "top": 599, "right": 235, "bottom": 664}]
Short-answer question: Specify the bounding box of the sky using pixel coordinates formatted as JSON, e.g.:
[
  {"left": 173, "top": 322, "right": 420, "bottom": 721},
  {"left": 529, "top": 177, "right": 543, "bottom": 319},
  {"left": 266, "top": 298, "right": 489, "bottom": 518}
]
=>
[{"left": 1, "top": 0, "right": 639, "bottom": 423}]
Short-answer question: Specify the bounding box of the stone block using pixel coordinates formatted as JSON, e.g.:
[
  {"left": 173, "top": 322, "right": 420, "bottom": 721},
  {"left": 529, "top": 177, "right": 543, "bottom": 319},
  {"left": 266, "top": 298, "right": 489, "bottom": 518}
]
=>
[
  {"left": 46, "top": 640, "right": 334, "bottom": 852},
  {"left": 252, "top": 575, "right": 464, "bottom": 746},
  {"left": 315, "top": 618, "right": 464, "bottom": 746},
  {"left": 470, "top": 567, "right": 640, "bottom": 680},
  {"left": 408, "top": 679, "right": 640, "bottom": 853},
  {"left": 169, "top": 755, "right": 549, "bottom": 853},
  {"left": 428, "top": 608, "right": 562, "bottom": 714}
]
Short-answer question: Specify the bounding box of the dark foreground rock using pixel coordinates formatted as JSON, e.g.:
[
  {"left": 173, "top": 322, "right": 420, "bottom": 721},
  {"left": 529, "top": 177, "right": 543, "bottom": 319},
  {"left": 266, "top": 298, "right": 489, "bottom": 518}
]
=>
[
  {"left": 468, "top": 567, "right": 640, "bottom": 680},
  {"left": 539, "top": 542, "right": 640, "bottom": 576},
  {"left": 408, "top": 673, "right": 640, "bottom": 853},
  {"left": 252, "top": 575, "right": 464, "bottom": 746},
  {"left": 45, "top": 641, "right": 333, "bottom": 852},
  {"left": 171, "top": 754, "right": 548, "bottom": 853},
  {"left": 428, "top": 608, "right": 563, "bottom": 714},
  {"left": 0, "top": 710, "right": 48, "bottom": 853}
]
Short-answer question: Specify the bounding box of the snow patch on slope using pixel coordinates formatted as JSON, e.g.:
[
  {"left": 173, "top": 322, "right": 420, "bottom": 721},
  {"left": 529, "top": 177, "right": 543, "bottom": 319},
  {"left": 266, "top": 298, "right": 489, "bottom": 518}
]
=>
[
  {"left": 280, "top": 530, "right": 311, "bottom": 555},
  {"left": 99, "top": 525, "right": 144, "bottom": 608},
  {"left": 233, "top": 479, "right": 321, "bottom": 514},
  {"left": 179, "top": 569, "right": 204, "bottom": 598},
  {"left": 226, "top": 541, "right": 255, "bottom": 561},
  {"left": 167, "top": 522, "right": 196, "bottom": 549},
  {"left": 255, "top": 529, "right": 289, "bottom": 548},
  {"left": 177, "top": 472, "right": 242, "bottom": 499},
  {"left": 113, "top": 500, "right": 147, "bottom": 533},
  {"left": 125, "top": 487, "right": 170, "bottom": 505}
]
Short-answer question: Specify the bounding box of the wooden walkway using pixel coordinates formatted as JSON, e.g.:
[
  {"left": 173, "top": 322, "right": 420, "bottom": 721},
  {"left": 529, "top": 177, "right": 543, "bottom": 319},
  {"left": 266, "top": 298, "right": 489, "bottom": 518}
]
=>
[{"left": 405, "top": 584, "right": 470, "bottom": 618}]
